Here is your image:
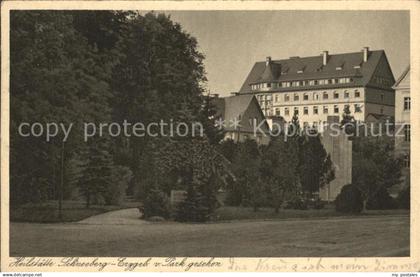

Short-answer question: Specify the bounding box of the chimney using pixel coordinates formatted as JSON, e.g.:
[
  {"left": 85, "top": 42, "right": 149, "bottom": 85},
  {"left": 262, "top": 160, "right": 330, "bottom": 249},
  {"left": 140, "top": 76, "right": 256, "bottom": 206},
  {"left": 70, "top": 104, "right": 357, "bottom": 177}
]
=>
[
  {"left": 266, "top": 56, "right": 272, "bottom": 66},
  {"left": 362, "top": 47, "right": 369, "bottom": 62},
  {"left": 322, "top": 51, "right": 328, "bottom": 66}
]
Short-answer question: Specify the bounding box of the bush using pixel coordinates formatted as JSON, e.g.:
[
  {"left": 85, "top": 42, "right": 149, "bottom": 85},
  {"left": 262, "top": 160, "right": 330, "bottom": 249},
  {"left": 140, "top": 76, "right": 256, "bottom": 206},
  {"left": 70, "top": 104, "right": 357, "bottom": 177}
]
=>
[
  {"left": 175, "top": 186, "right": 211, "bottom": 222},
  {"left": 335, "top": 184, "right": 363, "bottom": 213},
  {"left": 366, "top": 188, "right": 398, "bottom": 210},
  {"left": 284, "top": 196, "right": 308, "bottom": 210},
  {"left": 397, "top": 186, "right": 410, "bottom": 210},
  {"left": 308, "top": 198, "right": 325, "bottom": 209},
  {"left": 143, "top": 188, "right": 170, "bottom": 219}
]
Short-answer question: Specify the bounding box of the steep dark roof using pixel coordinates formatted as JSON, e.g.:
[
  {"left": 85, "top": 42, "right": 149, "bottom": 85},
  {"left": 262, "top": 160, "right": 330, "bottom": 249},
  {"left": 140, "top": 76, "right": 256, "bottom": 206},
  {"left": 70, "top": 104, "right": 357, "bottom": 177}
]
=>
[
  {"left": 239, "top": 50, "right": 393, "bottom": 93},
  {"left": 393, "top": 65, "right": 410, "bottom": 88},
  {"left": 213, "top": 95, "right": 269, "bottom": 133}
]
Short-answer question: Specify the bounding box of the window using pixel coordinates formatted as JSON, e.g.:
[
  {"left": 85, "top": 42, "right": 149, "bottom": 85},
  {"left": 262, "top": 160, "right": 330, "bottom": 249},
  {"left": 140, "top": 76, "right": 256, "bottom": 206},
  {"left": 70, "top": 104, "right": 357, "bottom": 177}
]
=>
[
  {"left": 344, "top": 91, "right": 349, "bottom": 98},
  {"left": 313, "top": 93, "right": 319, "bottom": 100},
  {"left": 323, "top": 92, "right": 328, "bottom": 99},
  {"left": 282, "top": 82, "right": 291, "bottom": 88},
  {"left": 303, "top": 93, "right": 309, "bottom": 101},
  {"left": 404, "top": 97, "right": 411, "bottom": 111},
  {"left": 313, "top": 106, "right": 318, "bottom": 114},
  {"left": 355, "top": 91, "right": 360, "bottom": 98},
  {"left": 309, "top": 80, "right": 315, "bottom": 86},
  {"left": 294, "top": 94, "right": 299, "bottom": 101},
  {"left": 275, "top": 108, "right": 280, "bottom": 116},
  {"left": 294, "top": 107, "right": 299, "bottom": 115},
  {"left": 275, "top": 95, "right": 278, "bottom": 102},
  {"left": 323, "top": 106, "right": 328, "bottom": 114},
  {"left": 267, "top": 83, "right": 271, "bottom": 88},
  {"left": 284, "top": 108, "right": 290, "bottom": 116},
  {"left": 354, "top": 104, "right": 362, "bottom": 113},
  {"left": 334, "top": 92, "right": 339, "bottom": 99},
  {"left": 404, "top": 154, "right": 410, "bottom": 168},
  {"left": 304, "top": 107, "right": 309, "bottom": 115},
  {"left": 285, "top": 94, "right": 290, "bottom": 102},
  {"left": 404, "top": 124, "right": 410, "bottom": 142},
  {"left": 334, "top": 105, "right": 339, "bottom": 114}
]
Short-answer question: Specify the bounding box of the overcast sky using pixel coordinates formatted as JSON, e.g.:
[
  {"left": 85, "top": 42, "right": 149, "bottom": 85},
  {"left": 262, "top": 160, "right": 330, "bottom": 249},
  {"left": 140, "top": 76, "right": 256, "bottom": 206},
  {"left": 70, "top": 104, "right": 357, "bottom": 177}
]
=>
[{"left": 163, "top": 11, "right": 409, "bottom": 97}]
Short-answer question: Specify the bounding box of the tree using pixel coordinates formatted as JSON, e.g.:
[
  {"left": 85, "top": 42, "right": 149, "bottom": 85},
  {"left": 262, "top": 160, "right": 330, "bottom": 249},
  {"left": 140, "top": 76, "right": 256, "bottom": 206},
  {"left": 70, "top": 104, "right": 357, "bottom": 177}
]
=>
[
  {"left": 10, "top": 11, "right": 115, "bottom": 205},
  {"left": 335, "top": 184, "right": 363, "bottom": 213},
  {"left": 200, "top": 93, "right": 225, "bottom": 145},
  {"left": 261, "top": 135, "right": 299, "bottom": 213},
  {"left": 352, "top": 136, "right": 403, "bottom": 211},
  {"left": 299, "top": 134, "right": 335, "bottom": 198},
  {"left": 340, "top": 105, "right": 356, "bottom": 136},
  {"left": 110, "top": 12, "right": 207, "bottom": 200},
  {"left": 231, "top": 139, "right": 265, "bottom": 211}
]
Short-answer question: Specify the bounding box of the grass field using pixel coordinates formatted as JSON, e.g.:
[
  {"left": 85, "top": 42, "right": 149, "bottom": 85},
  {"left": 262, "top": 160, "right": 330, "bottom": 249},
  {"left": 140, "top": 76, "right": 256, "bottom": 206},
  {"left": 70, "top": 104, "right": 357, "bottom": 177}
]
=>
[
  {"left": 10, "top": 208, "right": 409, "bottom": 257},
  {"left": 213, "top": 206, "right": 409, "bottom": 221},
  {"left": 10, "top": 200, "right": 142, "bottom": 223}
]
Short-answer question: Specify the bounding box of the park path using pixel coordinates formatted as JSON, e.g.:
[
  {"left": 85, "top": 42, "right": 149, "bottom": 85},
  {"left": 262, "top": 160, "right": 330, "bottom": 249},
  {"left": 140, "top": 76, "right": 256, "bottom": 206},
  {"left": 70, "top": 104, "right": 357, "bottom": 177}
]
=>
[{"left": 78, "top": 208, "right": 147, "bottom": 225}]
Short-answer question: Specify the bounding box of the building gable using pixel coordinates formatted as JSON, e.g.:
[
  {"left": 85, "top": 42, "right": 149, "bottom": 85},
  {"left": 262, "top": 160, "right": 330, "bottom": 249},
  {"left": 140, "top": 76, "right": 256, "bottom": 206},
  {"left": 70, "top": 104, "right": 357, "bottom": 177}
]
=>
[{"left": 367, "top": 51, "right": 396, "bottom": 90}]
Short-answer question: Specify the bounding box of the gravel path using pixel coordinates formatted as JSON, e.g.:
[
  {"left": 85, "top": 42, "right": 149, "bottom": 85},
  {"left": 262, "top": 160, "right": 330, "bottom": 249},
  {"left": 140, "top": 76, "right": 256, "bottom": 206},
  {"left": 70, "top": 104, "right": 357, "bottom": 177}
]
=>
[{"left": 78, "top": 208, "right": 147, "bottom": 225}]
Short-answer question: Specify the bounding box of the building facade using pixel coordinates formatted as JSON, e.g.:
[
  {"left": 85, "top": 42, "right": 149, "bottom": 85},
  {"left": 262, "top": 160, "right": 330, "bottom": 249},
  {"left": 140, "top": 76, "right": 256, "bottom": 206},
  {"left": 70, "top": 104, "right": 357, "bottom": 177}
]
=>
[
  {"left": 238, "top": 48, "right": 395, "bottom": 128},
  {"left": 393, "top": 66, "right": 410, "bottom": 186}
]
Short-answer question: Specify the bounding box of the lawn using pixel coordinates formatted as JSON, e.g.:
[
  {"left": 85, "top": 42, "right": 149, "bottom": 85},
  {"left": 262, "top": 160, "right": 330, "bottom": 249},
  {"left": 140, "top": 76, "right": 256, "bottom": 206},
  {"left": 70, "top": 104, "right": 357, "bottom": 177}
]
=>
[
  {"left": 10, "top": 213, "right": 409, "bottom": 257},
  {"left": 213, "top": 205, "right": 409, "bottom": 221},
  {"left": 10, "top": 200, "right": 142, "bottom": 223}
]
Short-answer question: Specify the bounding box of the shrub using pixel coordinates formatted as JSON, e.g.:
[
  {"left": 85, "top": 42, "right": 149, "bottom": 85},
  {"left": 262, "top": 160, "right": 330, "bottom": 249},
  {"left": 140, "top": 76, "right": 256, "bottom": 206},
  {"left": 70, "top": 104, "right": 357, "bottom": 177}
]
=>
[
  {"left": 366, "top": 188, "right": 398, "bottom": 210},
  {"left": 308, "top": 198, "right": 325, "bottom": 209},
  {"left": 335, "top": 184, "right": 363, "bottom": 213},
  {"left": 175, "top": 186, "right": 211, "bottom": 222},
  {"left": 397, "top": 186, "right": 410, "bottom": 210},
  {"left": 284, "top": 196, "right": 308, "bottom": 210},
  {"left": 143, "top": 188, "right": 170, "bottom": 219}
]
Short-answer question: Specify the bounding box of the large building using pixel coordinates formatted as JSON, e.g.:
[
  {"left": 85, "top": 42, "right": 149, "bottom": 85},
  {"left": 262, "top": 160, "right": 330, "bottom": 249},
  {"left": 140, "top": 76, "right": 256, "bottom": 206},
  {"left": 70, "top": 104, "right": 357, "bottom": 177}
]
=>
[
  {"left": 393, "top": 66, "right": 410, "bottom": 186},
  {"left": 238, "top": 48, "right": 396, "bottom": 128}
]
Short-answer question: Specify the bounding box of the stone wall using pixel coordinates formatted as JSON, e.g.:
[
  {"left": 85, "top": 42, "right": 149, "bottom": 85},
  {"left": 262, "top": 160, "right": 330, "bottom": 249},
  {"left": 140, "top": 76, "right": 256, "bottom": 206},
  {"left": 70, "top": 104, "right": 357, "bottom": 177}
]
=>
[{"left": 319, "top": 116, "right": 352, "bottom": 201}]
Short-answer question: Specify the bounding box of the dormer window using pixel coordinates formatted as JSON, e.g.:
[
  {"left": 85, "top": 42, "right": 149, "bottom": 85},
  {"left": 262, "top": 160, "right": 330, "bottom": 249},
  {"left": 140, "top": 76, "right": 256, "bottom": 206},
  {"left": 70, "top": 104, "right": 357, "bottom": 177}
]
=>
[
  {"left": 353, "top": 65, "right": 361, "bottom": 69},
  {"left": 336, "top": 66, "right": 343, "bottom": 70},
  {"left": 297, "top": 70, "right": 303, "bottom": 74}
]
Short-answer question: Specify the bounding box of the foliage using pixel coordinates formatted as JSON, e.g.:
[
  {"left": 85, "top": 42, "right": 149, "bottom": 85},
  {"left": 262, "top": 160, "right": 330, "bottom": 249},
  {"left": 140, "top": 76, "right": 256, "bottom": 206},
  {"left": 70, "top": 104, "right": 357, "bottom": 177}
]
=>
[
  {"left": 261, "top": 135, "right": 300, "bottom": 213},
  {"left": 340, "top": 105, "right": 356, "bottom": 136},
  {"left": 335, "top": 184, "right": 363, "bottom": 214},
  {"left": 352, "top": 136, "right": 403, "bottom": 211},
  {"left": 175, "top": 185, "right": 210, "bottom": 222},
  {"left": 397, "top": 185, "right": 410, "bottom": 210},
  {"left": 299, "top": 134, "right": 335, "bottom": 197},
  {"left": 366, "top": 188, "right": 398, "bottom": 210},
  {"left": 143, "top": 187, "right": 170, "bottom": 219},
  {"left": 10, "top": 11, "right": 210, "bottom": 215},
  {"left": 104, "top": 166, "right": 133, "bottom": 205},
  {"left": 231, "top": 139, "right": 265, "bottom": 211},
  {"left": 284, "top": 196, "right": 308, "bottom": 210}
]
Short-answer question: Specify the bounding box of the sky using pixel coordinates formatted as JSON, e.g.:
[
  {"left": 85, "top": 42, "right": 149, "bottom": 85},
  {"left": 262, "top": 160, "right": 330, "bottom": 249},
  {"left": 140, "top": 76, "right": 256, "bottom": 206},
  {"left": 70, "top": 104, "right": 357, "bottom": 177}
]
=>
[{"left": 162, "top": 11, "right": 410, "bottom": 97}]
